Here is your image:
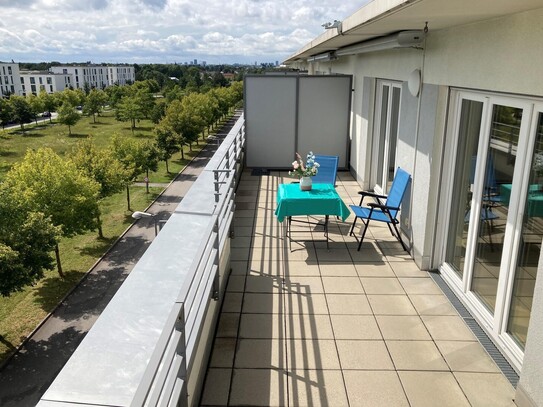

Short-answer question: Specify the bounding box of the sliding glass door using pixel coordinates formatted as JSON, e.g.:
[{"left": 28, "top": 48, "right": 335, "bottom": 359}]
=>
[
  {"left": 442, "top": 91, "right": 541, "bottom": 369},
  {"left": 374, "top": 81, "right": 401, "bottom": 193}
]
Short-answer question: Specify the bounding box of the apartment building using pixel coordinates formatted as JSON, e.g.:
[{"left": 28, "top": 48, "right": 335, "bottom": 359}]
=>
[
  {"left": 50, "top": 64, "right": 135, "bottom": 90},
  {"left": 19, "top": 70, "right": 72, "bottom": 95},
  {"left": 0, "top": 62, "right": 23, "bottom": 98},
  {"left": 1, "top": 63, "right": 135, "bottom": 98}
]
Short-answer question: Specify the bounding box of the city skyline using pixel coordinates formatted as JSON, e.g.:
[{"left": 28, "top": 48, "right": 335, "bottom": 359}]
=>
[{"left": 0, "top": 0, "right": 368, "bottom": 65}]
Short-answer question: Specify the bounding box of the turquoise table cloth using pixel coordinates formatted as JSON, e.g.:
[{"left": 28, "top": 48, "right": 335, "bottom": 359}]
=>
[
  {"left": 500, "top": 184, "right": 543, "bottom": 217},
  {"left": 275, "top": 183, "right": 351, "bottom": 222}
]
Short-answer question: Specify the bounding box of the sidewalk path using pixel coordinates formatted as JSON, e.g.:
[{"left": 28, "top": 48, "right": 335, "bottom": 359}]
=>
[{"left": 0, "top": 113, "right": 241, "bottom": 407}]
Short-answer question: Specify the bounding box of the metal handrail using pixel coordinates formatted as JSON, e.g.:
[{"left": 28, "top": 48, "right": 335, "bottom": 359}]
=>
[{"left": 131, "top": 113, "right": 245, "bottom": 406}]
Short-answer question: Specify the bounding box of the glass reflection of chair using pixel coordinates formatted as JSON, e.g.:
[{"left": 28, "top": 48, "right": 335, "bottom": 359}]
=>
[
  {"left": 349, "top": 167, "right": 411, "bottom": 251},
  {"left": 468, "top": 155, "right": 503, "bottom": 251},
  {"left": 313, "top": 154, "right": 339, "bottom": 186},
  {"left": 471, "top": 155, "right": 503, "bottom": 207}
]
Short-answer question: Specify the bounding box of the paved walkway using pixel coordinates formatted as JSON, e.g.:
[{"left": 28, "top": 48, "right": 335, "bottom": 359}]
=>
[{"left": 0, "top": 113, "right": 241, "bottom": 407}]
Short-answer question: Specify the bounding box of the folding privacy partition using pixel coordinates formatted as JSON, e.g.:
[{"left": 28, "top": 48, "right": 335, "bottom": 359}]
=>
[{"left": 244, "top": 74, "right": 352, "bottom": 169}]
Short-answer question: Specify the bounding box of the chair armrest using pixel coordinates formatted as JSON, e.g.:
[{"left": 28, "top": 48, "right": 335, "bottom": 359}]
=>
[
  {"left": 367, "top": 202, "right": 400, "bottom": 212},
  {"left": 358, "top": 191, "right": 387, "bottom": 200},
  {"left": 357, "top": 190, "right": 387, "bottom": 206}
]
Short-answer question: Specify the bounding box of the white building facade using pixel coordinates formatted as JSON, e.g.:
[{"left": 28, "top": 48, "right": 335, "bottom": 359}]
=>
[
  {"left": 0, "top": 62, "right": 23, "bottom": 98},
  {"left": 285, "top": 1, "right": 543, "bottom": 405},
  {"left": 50, "top": 65, "right": 135, "bottom": 90},
  {"left": 20, "top": 71, "right": 72, "bottom": 95}
]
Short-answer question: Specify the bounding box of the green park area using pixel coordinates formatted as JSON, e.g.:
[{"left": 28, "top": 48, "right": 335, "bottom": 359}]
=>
[{"left": 0, "top": 82, "right": 242, "bottom": 364}]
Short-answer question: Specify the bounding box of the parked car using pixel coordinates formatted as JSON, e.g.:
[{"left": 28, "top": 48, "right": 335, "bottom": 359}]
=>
[{"left": 42, "top": 111, "right": 52, "bottom": 117}]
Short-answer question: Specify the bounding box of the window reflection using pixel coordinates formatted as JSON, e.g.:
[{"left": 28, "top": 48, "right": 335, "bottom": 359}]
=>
[
  {"left": 507, "top": 112, "right": 543, "bottom": 348},
  {"left": 470, "top": 105, "right": 522, "bottom": 314}
]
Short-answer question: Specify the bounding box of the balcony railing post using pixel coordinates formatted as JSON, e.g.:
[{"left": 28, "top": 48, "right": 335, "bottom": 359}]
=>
[
  {"left": 176, "top": 303, "right": 188, "bottom": 406},
  {"left": 212, "top": 219, "right": 220, "bottom": 301},
  {"left": 213, "top": 170, "right": 220, "bottom": 204}
]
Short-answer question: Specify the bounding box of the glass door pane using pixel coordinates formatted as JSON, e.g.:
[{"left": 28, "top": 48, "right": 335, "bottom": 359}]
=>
[
  {"left": 386, "top": 87, "right": 401, "bottom": 191},
  {"left": 506, "top": 112, "right": 543, "bottom": 348},
  {"left": 375, "top": 83, "right": 401, "bottom": 193},
  {"left": 376, "top": 84, "right": 389, "bottom": 188},
  {"left": 445, "top": 99, "right": 483, "bottom": 278},
  {"left": 470, "top": 105, "right": 522, "bottom": 314}
]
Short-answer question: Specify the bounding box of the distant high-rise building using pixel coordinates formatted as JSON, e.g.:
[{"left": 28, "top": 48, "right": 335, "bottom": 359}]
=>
[
  {"left": 202, "top": 61, "right": 206, "bottom": 67},
  {"left": 194, "top": 59, "right": 198, "bottom": 65}
]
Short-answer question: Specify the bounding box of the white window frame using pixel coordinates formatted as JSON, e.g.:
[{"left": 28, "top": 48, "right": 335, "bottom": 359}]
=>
[
  {"left": 372, "top": 80, "right": 402, "bottom": 194},
  {"left": 439, "top": 88, "right": 542, "bottom": 372}
]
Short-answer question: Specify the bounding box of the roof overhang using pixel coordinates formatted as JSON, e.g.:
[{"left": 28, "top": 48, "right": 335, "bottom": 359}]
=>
[{"left": 284, "top": 0, "right": 543, "bottom": 64}]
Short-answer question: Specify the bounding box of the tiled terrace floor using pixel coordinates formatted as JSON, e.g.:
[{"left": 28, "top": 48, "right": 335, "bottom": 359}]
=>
[{"left": 201, "top": 170, "right": 516, "bottom": 406}]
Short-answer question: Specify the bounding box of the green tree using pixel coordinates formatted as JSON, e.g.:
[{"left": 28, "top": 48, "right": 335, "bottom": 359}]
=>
[
  {"left": 178, "top": 93, "right": 205, "bottom": 150},
  {"left": 112, "top": 135, "right": 158, "bottom": 208},
  {"left": 3, "top": 148, "right": 100, "bottom": 277},
  {"left": 116, "top": 95, "right": 142, "bottom": 134},
  {"left": 139, "top": 141, "right": 160, "bottom": 194},
  {"left": 134, "top": 88, "right": 156, "bottom": 120},
  {"left": 210, "top": 88, "right": 230, "bottom": 122},
  {"left": 84, "top": 89, "right": 108, "bottom": 123},
  {"left": 212, "top": 71, "right": 229, "bottom": 87},
  {"left": 38, "top": 89, "right": 58, "bottom": 123},
  {"left": 27, "top": 93, "right": 45, "bottom": 125},
  {"left": 71, "top": 139, "right": 129, "bottom": 237},
  {"left": 58, "top": 103, "right": 81, "bottom": 135},
  {"left": 230, "top": 81, "right": 244, "bottom": 106},
  {"left": 0, "top": 200, "right": 60, "bottom": 296},
  {"left": 8, "top": 95, "right": 33, "bottom": 131},
  {"left": 0, "top": 97, "right": 12, "bottom": 130},
  {"left": 150, "top": 99, "right": 167, "bottom": 124},
  {"left": 105, "top": 84, "right": 129, "bottom": 108},
  {"left": 164, "top": 84, "right": 185, "bottom": 103},
  {"left": 58, "top": 88, "right": 85, "bottom": 108},
  {"left": 198, "top": 93, "right": 217, "bottom": 141},
  {"left": 161, "top": 99, "right": 187, "bottom": 159},
  {"left": 155, "top": 122, "right": 179, "bottom": 173}
]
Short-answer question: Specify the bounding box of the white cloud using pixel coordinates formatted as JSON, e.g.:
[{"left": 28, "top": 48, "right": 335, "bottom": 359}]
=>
[{"left": 0, "top": 0, "right": 368, "bottom": 64}]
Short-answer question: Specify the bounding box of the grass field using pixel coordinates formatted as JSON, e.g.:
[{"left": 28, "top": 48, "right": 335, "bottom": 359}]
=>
[
  {"left": 0, "top": 109, "right": 218, "bottom": 364},
  {"left": 0, "top": 109, "right": 209, "bottom": 182}
]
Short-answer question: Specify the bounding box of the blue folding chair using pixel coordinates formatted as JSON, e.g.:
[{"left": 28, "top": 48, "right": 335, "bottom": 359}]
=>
[
  {"left": 313, "top": 154, "right": 339, "bottom": 186},
  {"left": 349, "top": 167, "right": 411, "bottom": 251}
]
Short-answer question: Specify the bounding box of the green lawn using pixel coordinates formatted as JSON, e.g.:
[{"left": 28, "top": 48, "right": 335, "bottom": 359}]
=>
[
  {"left": 0, "top": 109, "right": 209, "bottom": 182},
  {"left": 0, "top": 110, "right": 229, "bottom": 364}
]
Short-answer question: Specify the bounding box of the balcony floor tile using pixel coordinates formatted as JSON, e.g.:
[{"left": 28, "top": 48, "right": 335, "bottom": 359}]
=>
[{"left": 200, "top": 171, "right": 514, "bottom": 406}]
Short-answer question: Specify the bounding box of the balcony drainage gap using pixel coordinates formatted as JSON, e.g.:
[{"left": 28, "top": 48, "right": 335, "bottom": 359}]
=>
[{"left": 429, "top": 270, "right": 519, "bottom": 387}]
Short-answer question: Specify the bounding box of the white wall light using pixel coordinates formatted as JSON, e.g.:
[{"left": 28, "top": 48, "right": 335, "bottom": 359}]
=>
[{"left": 408, "top": 69, "right": 422, "bottom": 97}]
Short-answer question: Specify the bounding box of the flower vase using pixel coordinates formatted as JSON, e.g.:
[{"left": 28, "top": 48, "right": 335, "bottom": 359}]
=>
[{"left": 300, "top": 176, "right": 312, "bottom": 191}]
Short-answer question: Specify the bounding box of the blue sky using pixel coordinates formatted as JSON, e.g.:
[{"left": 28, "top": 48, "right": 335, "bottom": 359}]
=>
[{"left": 0, "top": 0, "right": 367, "bottom": 65}]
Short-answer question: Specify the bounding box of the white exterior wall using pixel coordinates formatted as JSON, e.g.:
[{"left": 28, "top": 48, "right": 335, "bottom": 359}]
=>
[
  {"left": 425, "top": 8, "right": 543, "bottom": 96},
  {"left": 516, "top": 249, "right": 543, "bottom": 406},
  {"left": 20, "top": 72, "right": 72, "bottom": 95},
  {"left": 51, "top": 65, "right": 134, "bottom": 89},
  {"left": 109, "top": 66, "right": 135, "bottom": 85},
  {"left": 0, "top": 62, "right": 23, "bottom": 97}
]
